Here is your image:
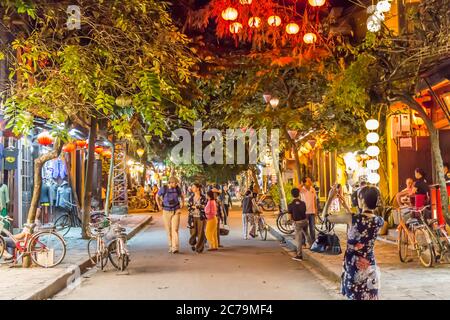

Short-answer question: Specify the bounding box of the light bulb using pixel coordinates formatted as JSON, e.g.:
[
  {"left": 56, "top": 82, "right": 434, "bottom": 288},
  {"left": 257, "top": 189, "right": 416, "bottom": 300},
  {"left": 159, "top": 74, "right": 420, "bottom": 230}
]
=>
[
  {"left": 368, "top": 172, "right": 380, "bottom": 184},
  {"left": 366, "top": 145, "right": 380, "bottom": 157},
  {"left": 367, "top": 159, "right": 380, "bottom": 171},
  {"left": 376, "top": 0, "right": 391, "bottom": 13},
  {"left": 365, "top": 119, "right": 380, "bottom": 130},
  {"left": 367, "top": 16, "right": 381, "bottom": 32},
  {"left": 269, "top": 98, "right": 279, "bottom": 108},
  {"left": 366, "top": 132, "right": 380, "bottom": 144}
]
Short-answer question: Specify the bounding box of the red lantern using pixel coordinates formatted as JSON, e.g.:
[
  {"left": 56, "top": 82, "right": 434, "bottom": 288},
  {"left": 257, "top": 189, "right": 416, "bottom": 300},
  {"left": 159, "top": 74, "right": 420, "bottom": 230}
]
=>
[
  {"left": 62, "top": 143, "right": 76, "bottom": 153},
  {"left": 75, "top": 140, "right": 87, "bottom": 148},
  {"left": 95, "top": 146, "right": 104, "bottom": 154},
  {"left": 37, "top": 131, "right": 54, "bottom": 146}
]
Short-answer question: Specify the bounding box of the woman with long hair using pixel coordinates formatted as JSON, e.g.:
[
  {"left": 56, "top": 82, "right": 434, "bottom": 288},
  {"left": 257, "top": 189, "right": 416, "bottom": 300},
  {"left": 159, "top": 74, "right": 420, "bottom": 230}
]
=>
[{"left": 187, "top": 183, "right": 207, "bottom": 253}]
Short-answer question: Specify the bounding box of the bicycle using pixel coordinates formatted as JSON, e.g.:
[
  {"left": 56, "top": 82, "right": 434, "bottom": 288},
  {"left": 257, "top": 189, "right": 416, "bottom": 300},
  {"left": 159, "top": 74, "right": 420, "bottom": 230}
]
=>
[
  {"left": 0, "top": 215, "right": 66, "bottom": 268},
  {"left": 87, "top": 217, "right": 111, "bottom": 270},
  {"left": 108, "top": 223, "right": 130, "bottom": 271},
  {"left": 276, "top": 210, "right": 295, "bottom": 235},
  {"left": 253, "top": 212, "right": 268, "bottom": 240},
  {"left": 258, "top": 194, "right": 276, "bottom": 211},
  {"left": 54, "top": 202, "right": 82, "bottom": 236},
  {"left": 397, "top": 206, "right": 435, "bottom": 267}
]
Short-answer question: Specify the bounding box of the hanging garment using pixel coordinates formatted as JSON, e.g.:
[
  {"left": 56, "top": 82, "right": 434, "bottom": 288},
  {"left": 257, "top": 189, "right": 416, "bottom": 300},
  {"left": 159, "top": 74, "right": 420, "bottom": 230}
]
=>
[
  {"left": 0, "top": 184, "right": 9, "bottom": 210},
  {"left": 3, "top": 148, "right": 18, "bottom": 171},
  {"left": 56, "top": 181, "right": 73, "bottom": 210},
  {"left": 40, "top": 183, "right": 51, "bottom": 204},
  {"left": 52, "top": 159, "right": 67, "bottom": 180},
  {"left": 49, "top": 182, "right": 58, "bottom": 206}
]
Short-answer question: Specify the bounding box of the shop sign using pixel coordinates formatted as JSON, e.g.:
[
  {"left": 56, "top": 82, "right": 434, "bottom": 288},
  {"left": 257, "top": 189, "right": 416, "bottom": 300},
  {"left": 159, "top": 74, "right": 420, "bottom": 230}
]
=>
[{"left": 4, "top": 147, "right": 18, "bottom": 170}]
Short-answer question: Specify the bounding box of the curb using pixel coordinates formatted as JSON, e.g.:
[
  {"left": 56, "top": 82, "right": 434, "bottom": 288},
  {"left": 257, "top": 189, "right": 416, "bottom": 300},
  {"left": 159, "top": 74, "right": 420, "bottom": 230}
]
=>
[
  {"left": 20, "top": 215, "right": 153, "bottom": 300},
  {"left": 267, "top": 224, "right": 341, "bottom": 283}
]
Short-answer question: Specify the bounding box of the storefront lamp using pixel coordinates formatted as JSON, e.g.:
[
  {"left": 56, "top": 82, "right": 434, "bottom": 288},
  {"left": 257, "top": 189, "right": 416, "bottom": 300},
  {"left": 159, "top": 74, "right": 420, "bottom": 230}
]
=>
[
  {"left": 286, "top": 23, "right": 300, "bottom": 35},
  {"left": 365, "top": 119, "right": 379, "bottom": 130},
  {"left": 269, "top": 97, "right": 279, "bottom": 108},
  {"left": 366, "top": 145, "right": 380, "bottom": 157},
  {"left": 229, "top": 22, "right": 243, "bottom": 34},
  {"left": 303, "top": 32, "right": 317, "bottom": 44},
  {"left": 367, "top": 159, "right": 380, "bottom": 171},
  {"left": 366, "top": 132, "right": 380, "bottom": 144},
  {"left": 367, "top": 172, "right": 380, "bottom": 184},
  {"left": 221, "top": 7, "right": 238, "bottom": 21}
]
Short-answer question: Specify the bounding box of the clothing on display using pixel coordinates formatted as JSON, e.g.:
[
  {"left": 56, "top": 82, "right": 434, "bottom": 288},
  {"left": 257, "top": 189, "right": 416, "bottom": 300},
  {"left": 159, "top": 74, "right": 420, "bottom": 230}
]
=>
[
  {"left": 39, "top": 182, "right": 51, "bottom": 205},
  {"left": 56, "top": 181, "right": 73, "bottom": 210},
  {"left": 0, "top": 183, "right": 9, "bottom": 210},
  {"left": 49, "top": 181, "right": 58, "bottom": 207},
  {"left": 52, "top": 159, "right": 67, "bottom": 180},
  {"left": 3, "top": 147, "right": 18, "bottom": 170}
]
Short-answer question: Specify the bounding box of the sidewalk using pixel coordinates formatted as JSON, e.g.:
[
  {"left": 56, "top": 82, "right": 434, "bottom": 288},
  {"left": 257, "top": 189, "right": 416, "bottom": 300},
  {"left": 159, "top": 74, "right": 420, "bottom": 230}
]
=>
[
  {"left": 265, "top": 212, "right": 450, "bottom": 300},
  {"left": 0, "top": 213, "right": 152, "bottom": 300}
]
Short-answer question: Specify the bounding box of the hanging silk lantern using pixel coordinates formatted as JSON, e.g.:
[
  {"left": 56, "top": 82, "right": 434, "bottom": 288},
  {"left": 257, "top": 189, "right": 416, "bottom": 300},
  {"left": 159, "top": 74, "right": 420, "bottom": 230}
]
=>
[
  {"left": 303, "top": 32, "right": 317, "bottom": 44},
  {"left": 221, "top": 7, "right": 238, "bottom": 21},
  {"left": 267, "top": 15, "right": 282, "bottom": 27},
  {"left": 229, "top": 22, "right": 243, "bottom": 34},
  {"left": 239, "top": 0, "right": 252, "bottom": 4},
  {"left": 136, "top": 148, "right": 145, "bottom": 158},
  {"left": 248, "top": 16, "right": 261, "bottom": 28},
  {"left": 286, "top": 23, "right": 300, "bottom": 34},
  {"left": 37, "top": 131, "right": 54, "bottom": 146},
  {"left": 308, "top": 0, "right": 326, "bottom": 6},
  {"left": 62, "top": 143, "right": 76, "bottom": 153},
  {"left": 75, "top": 140, "right": 87, "bottom": 148},
  {"left": 95, "top": 146, "right": 104, "bottom": 154}
]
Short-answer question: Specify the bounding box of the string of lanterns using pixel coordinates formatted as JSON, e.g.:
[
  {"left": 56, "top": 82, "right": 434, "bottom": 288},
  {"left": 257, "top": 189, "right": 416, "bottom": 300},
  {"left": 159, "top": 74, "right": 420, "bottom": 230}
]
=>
[
  {"left": 365, "top": 119, "right": 381, "bottom": 184},
  {"left": 221, "top": 0, "right": 325, "bottom": 43}
]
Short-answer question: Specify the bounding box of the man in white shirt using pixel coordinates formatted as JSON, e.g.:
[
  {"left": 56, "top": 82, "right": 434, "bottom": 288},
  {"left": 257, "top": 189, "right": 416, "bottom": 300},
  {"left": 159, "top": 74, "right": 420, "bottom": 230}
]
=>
[{"left": 301, "top": 177, "right": 317, "bottom": 242}]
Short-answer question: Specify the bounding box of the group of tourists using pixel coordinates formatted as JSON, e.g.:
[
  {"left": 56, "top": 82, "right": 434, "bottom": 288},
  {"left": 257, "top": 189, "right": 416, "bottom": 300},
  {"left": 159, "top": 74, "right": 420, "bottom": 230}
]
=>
[{"left": 156, "top": 177, "right": 232, "bottom": 254}]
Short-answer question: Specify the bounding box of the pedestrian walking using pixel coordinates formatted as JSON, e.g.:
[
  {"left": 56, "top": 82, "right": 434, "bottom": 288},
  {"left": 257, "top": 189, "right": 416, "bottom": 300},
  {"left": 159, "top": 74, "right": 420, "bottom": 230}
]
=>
[
  {"left": 209, "top": 184, "right": 224, "bottom": 247},
  {"left": 301, "top": 177, "right": 317, "bottom": 242},
  {"left": 288, "top": 188, "right": 311, "bottom": 261},
  {"left": 157, "top": 177, "right": 184, "bottom": 254},
  {"left": 187, "top": 183, "right": 207, "bottom": 253},
  {"left": 220, "top": 184, "right": 232, "bottom": 225},
  {"left": 205, "top": 190, "right": 219, "bottom": 251},
  {"left": 327, "top": 186, "right": 384, "bottom": 300},
  {"left": 241, "top": 190, "right": 257, "bottom": 239}
]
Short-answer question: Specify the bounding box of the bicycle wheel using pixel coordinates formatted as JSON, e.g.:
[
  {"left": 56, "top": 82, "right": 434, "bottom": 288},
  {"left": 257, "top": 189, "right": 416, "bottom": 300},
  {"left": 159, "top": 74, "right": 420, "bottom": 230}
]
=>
[
  {"left": 108, "top": 239, "right": 129, "bottom": 270},
  {"left": 277, "top": 213, "right": 295, "bottom": 235},
  {"left": 28, "top": 231, "right": 66, "bottom": 268},
  {"left": 0, "top": 236, "right": 5, "bottom": 259},
  {"left": 118, "top": 253, "right": 130, "bottom": 272},
  {"left": 414, "top": 228, "right": 435, "bottom": 267},
  {"left": 261, "top": 199, "right": 275, "bottom": 211},
  {"left": 88, "top": 238, "right": 108, "bottom": 269},
  {"left": 398, "top": 227, "right": 409, "bottom": 263},
  {"left": 54, "top": 214, "right": 71, "bottom": 237}
]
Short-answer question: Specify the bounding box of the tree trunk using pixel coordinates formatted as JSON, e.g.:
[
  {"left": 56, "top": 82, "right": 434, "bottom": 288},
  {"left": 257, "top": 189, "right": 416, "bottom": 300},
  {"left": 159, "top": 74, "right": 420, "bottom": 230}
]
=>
[
  {"left": 22, "top": 138, "right": 62, "bottom": 267},
  {"left": 270, "top": 142, "right": 287, "bottom": 211},
  {"left": 81, "top": 117, "right": 98, "bottom": 239},
  {"left": 396, "top": 94, "right": 449, "bottom": 224},
  {"left": 283, "top": 127, "right": 302, "bottom": 186}
]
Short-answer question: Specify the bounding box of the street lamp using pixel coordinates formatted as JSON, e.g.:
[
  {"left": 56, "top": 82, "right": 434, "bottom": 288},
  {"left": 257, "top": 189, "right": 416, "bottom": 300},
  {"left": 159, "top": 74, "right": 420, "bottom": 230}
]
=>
[{"left": 269, "top": 97, "right": 279, "bottom": 108}]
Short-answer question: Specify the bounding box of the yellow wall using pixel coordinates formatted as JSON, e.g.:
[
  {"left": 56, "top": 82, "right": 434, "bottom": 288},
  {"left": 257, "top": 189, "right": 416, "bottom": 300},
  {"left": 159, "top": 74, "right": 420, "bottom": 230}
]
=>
[{"left": 387, "top": 115, "right": 399, "bottom": 200}]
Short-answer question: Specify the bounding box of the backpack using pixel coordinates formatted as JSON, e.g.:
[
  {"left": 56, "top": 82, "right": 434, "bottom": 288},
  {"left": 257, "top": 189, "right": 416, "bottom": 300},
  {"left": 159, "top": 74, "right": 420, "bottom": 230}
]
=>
[{"left": 161, "top": 185, "right": 182, "bottom": 210}]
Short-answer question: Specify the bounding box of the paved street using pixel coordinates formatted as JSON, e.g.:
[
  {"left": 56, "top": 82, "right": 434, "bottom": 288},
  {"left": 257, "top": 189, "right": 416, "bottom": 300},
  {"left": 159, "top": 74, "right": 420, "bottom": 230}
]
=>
[{"left": 54, "top": 209, "right": 339, "bottom": 300}]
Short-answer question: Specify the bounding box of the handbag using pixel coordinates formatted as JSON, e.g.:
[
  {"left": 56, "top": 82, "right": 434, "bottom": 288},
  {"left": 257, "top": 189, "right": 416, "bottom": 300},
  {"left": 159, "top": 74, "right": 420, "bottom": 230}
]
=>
[
  {"left": 325, "top": 233, "right": 342, "bottom": 255},
  {"left": 219, "top": 224, "right": 230, "bottom": 236}
]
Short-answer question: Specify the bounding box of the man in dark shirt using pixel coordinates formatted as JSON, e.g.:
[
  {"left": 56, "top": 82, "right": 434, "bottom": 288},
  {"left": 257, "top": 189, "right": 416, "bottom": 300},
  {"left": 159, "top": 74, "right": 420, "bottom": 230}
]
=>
[{"left": 288, "top": 188, "right": 311, "bottom": 261}]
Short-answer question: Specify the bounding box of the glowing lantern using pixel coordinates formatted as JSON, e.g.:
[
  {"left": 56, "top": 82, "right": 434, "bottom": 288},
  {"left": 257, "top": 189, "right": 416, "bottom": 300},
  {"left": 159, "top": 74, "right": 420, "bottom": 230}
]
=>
[
  {"left": 37, "top": 131, "right": 54, "bottom": 146},
  {"left": 308, "top": 0, "right": 326, "bottom": 6},
  {"left": 367, "top": 159, "right": 380, "bottom": 171},
  {"left": 366, "top": 132, "right": 380, "bottom": 144},
  {"left": 365, "top": 119, "right": 379, "bottom": 130},
  {"left": 62, "top": 143, "right": 76, "bottom": 153},
  {"left": 367, "top": 172, "right": 380, "bottom": 184},
  {"left": 94, "top": 146, "right": 104, "bottom": 154},
  {"left": 366, "top": 145, "right": 380, "bottom": 157},
  {"left": 136, "top": 148, "right": 145, "bottom": 158},
  {"left": 221, "top": 7, "right": 238, "bottom": 21},
  {"left": 269, "top": 98, "right": 279, "bottom": 108},
  {"left": 377, "top": 0, "right": 391, "bottom": 12},
  {"left": 248, "top": 17, "right": 261, "bottom": 28},
  {"left": 239, "top": 0, "right": 252, "bottom": 4},
  {"left": 267, "top": 15, "right": 282, "bottom": 27},
  {"left": 303, "top": 32, "right": 317, "bottom": 44},
  {"left": 286, "top": 23, "right": 300, "bottom": 35},
  {"left": 75, "top": 140, "right": 87, "bottom": 148},
  {"left": 229, "top": 22, "right": 243, "bottom": 34}
]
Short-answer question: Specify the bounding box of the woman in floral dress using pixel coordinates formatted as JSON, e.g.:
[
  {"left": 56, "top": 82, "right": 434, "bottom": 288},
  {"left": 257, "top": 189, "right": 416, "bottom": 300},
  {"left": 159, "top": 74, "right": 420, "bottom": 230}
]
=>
[{"left": 327, "top": 186, "right": 384, "bottom": 300}]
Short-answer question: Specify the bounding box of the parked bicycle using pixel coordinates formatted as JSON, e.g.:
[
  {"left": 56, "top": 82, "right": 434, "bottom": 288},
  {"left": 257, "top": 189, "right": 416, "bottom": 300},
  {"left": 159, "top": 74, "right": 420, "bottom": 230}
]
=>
[
  {"left": 257, "top": 194, "right": 276, "bottom": 211},
  {"left": 54, "top": 202, "right": 82, "bottom": 236},
  {"left": 0, "top": 215, "right": 66, "bottom": 268},
  {"left": 108, "top": 223, "right": 130, "bottom": 271},
  {"left": 398, "top": 205, "right": 450, "bottom": 267},
  {"left": 253, "top": 212, "right": 268, "bottom": 240},
  {"left": 87, "top": 217, "right": 111, "bottom": 270}
]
